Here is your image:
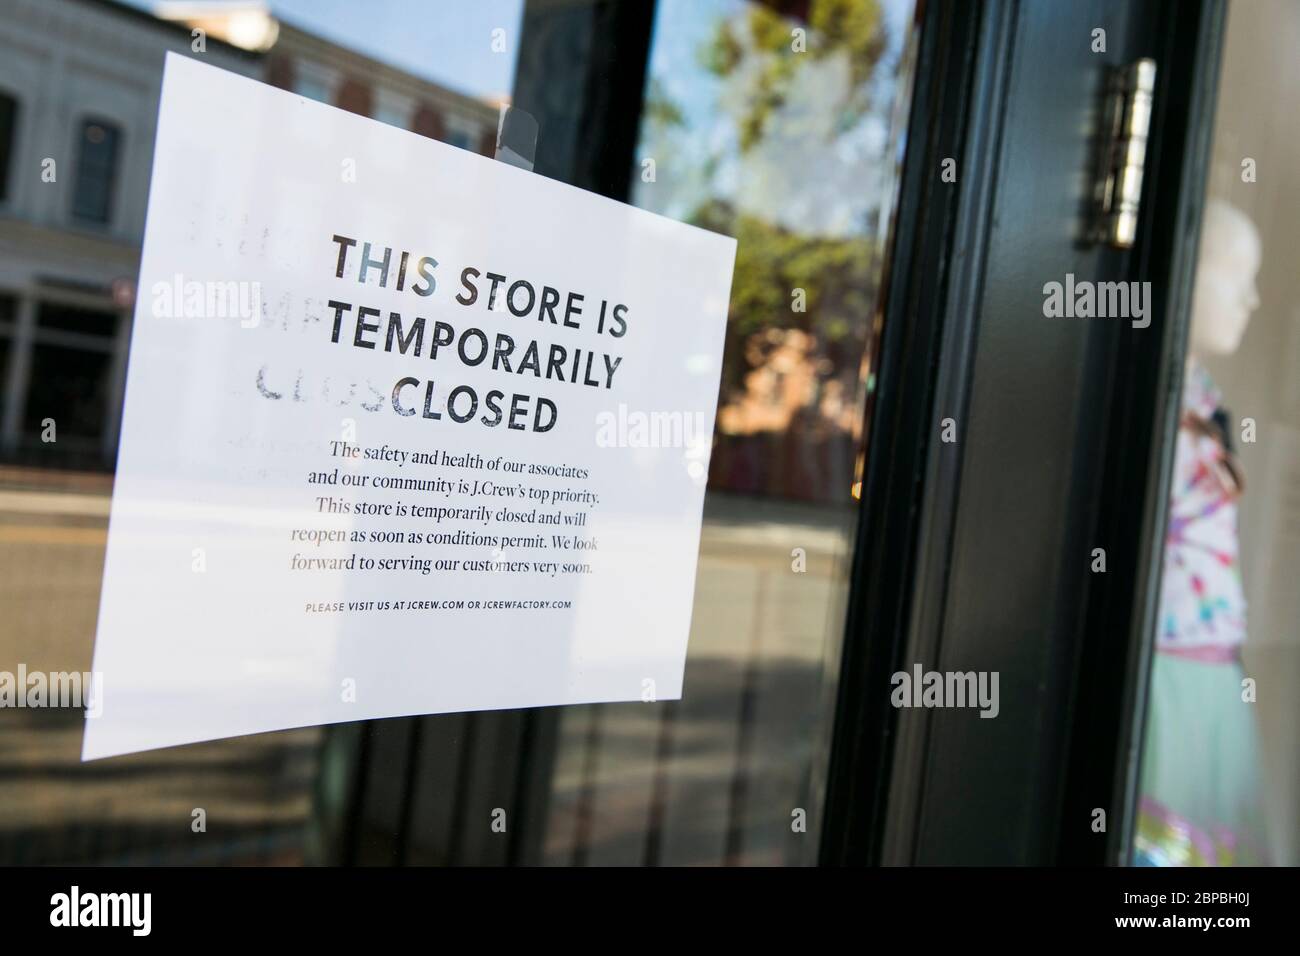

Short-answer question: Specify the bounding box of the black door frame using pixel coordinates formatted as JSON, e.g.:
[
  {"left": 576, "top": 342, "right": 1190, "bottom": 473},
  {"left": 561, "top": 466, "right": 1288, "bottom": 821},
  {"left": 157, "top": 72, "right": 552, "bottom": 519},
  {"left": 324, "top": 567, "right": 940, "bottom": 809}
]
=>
[{"left": 820, "top": 0, "right": 1228, "bottom": 865}]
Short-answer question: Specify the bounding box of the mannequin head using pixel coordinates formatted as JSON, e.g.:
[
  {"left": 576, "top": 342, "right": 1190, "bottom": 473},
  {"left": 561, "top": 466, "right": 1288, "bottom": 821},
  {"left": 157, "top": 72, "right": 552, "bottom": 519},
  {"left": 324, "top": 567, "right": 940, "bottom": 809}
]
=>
[{"left": 1189, "top": 199, "right": 1261, "bottom": 357}]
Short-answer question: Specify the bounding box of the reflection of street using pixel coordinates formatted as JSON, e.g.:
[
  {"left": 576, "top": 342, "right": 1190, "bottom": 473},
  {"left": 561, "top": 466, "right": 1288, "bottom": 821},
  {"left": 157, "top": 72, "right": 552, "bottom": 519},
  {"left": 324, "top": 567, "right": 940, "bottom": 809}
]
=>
[
  {"left": 1, "top": 475, "right": 853, "bottom": 865},
  {"left": 542, "top": 493, "right": 852, "bottom": 866},
  {"left": 0, "top": 710, "right": 319, "bottom": 865},
  {"left": 0, "top": 468, "right": 320, "bottom": 864}
]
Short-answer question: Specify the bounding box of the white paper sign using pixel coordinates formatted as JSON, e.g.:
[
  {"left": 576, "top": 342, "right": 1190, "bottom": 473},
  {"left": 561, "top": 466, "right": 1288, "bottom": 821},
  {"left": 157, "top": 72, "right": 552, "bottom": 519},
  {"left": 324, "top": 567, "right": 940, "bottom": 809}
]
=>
[{"left": 82, "top": 54, "right": 735, "bottom": 760}]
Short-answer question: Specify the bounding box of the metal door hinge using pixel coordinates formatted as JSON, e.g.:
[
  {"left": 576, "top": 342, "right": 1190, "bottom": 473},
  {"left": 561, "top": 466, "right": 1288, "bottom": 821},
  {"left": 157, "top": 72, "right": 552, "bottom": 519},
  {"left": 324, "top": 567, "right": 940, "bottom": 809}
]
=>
[{"left": 1093, "top": 58, "right": 1156, "bottom": 248}]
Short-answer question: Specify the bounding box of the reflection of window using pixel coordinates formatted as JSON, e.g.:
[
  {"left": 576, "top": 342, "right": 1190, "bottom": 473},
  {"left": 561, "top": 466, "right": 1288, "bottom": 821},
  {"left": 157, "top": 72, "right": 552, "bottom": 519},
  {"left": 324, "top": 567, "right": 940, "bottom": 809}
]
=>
[
  {"left": 445, "top": 118, "right": 478, "bottom": 151},
  {"left": 71, "top": 118, "right": 121, "bottom": 224},
  {"left": 0, "top": 296, "right": 12, "bottom": 423},
  {"left": 0, "top": 91, "right": 17, "bottom": 203},
  {"left": 373, "top": 105, "right": 409, "bottom": 130},
  {"left": 10, "top": 302, "right": 120, "bottom": 468},
  {"left": 37, "top": 302, "right": 115, "bottom": 338},
  {"left": 0, "top": 337, "right": 9, "bottom": 407},
  {"left": 23, "top": 344, "right": 111, "bottom": 445},
  {"left": 294, "top": 76, "right": 331, "bottom": 104}
]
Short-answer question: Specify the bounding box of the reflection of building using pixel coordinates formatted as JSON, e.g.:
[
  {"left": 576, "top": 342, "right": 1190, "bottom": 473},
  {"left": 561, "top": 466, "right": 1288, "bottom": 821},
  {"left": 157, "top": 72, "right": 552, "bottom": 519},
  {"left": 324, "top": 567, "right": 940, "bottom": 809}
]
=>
[
  {"left": 0, "top": 0, "right": 499, "bottom": 471},
  {"left": 161, "top": 2, "right": 500, "bottom": 149},
  {"left": 265, "top": 19, "right": 497, "bottom": 151},
  {"left": 0, "top": 0, "right": 261, "bottom": 468}
]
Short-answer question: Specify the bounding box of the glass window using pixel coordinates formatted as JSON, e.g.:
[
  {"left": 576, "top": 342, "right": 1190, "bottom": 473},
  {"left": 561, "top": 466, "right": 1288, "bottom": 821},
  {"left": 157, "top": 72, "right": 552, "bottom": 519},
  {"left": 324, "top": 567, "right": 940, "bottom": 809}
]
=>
[
  {"left": 341, "top": 0, "right": 920, "bottom": 867},
  {"left": 293, "top": 75, "right": 332, "bottom": 104},
  {"left": 0, "top": 294, "right": 14, "bottom": 455},
  {"left": 22, "top": 343, "right": 110, "bottom": 445},
  {"left": 530, "top": 0, "right": 917, "bottom": 864},
  {"left": 0, "top": 0, "right": 917, "bottom": 866},
  {"left": 446, "top": 127, "right": 475, "bottom": 151},
  {"left": 372, "top": 104, "right": 410, "bottom": 131},
  {"left": 0, "top": 91, "right": 17, "bottom": 204},
  {"left": 1133, "top": 0, "right": 1300, "bottom": 868},
  {"left": 442, "top": 114, "right": 481, "bottom": 151},
  {"left": 35, "top": 301, "right": 116, "bottom": 338},
  {"left": 70, "top": 118, "right": 121, "bottom": 225}
]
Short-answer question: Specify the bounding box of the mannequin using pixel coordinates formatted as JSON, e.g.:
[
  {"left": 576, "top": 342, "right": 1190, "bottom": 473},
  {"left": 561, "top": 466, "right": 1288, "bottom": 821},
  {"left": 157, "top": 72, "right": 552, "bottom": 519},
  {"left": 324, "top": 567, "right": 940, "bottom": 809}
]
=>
[
  {"left": 1189, "top": 199, "right": 1260, "bottom": 360},
  {"left": 1135, "top": 198, "right": 1269, "bottom": 866}
]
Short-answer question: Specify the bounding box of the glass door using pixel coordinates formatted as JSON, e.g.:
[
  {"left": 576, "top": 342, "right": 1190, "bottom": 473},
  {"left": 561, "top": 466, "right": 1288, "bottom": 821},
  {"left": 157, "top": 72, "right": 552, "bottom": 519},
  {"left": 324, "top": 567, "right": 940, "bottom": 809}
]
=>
[
  {"left": 334, "top": 0, "right": 923, "bottom": 867},
  {"left": 0, "top": 0, "right": 920, "bottom": 866}
]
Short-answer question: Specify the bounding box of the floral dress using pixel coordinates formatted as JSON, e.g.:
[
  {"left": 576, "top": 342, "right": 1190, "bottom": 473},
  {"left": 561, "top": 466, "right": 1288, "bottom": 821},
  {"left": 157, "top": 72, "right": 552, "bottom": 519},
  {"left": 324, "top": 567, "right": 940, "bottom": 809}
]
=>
[
  {"left": 1155, "top": 361, "right": 1247, "bottom": 658},
  {"left": 1134, "top": 362, "right": 1268, "bottom": 866}
]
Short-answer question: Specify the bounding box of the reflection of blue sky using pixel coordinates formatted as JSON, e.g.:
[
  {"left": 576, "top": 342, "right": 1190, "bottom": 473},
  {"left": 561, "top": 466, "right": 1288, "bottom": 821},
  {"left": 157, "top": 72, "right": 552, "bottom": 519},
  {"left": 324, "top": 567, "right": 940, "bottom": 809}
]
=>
[
  {"left": 118, "top": 0, "right": 522, "bottom": 101},
  {"left": 634, "top": 0, "right": 915, "bottom": 239}
]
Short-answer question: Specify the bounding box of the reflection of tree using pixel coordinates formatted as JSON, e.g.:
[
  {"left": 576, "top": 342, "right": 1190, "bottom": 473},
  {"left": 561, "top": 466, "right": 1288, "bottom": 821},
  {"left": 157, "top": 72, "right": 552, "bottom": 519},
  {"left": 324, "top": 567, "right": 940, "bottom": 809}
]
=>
[
  {"left": 636, "top": 0, "right": 894, "bottom": 502},
  {"left": 691, "top": 199, "right": 875, "bottom": 405},
  {"left": 701, "top": 0, "right": 887, "bottom": 152},
  {"left": 644, "top": 76, "right": 685, "bottom": 130},
  {"left": 692, "top": 199, "right": 877, "bottom": 502}
]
